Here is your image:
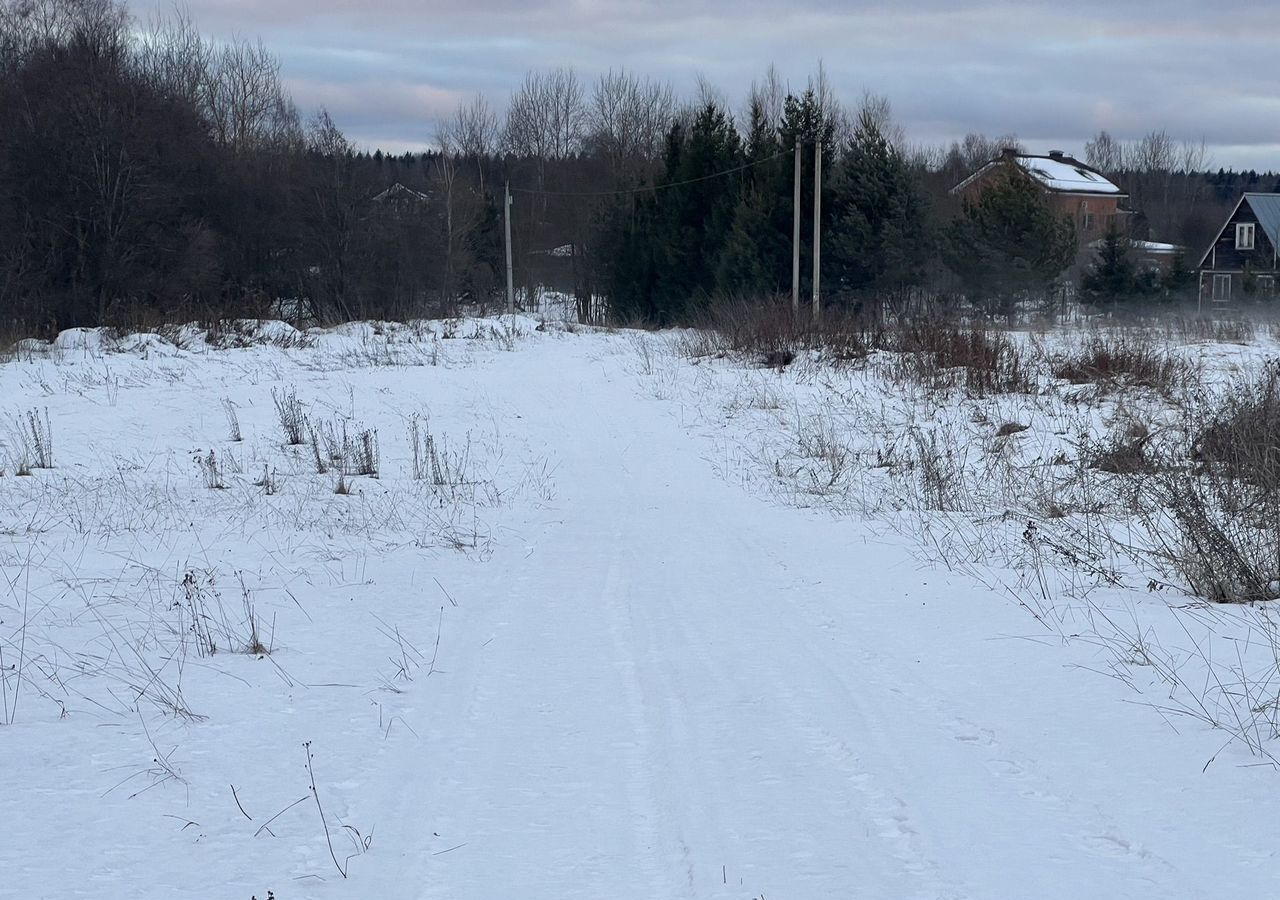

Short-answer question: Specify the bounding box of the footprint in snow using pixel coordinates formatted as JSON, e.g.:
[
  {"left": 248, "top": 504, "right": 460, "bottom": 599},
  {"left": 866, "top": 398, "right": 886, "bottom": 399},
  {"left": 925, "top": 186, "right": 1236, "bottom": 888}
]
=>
[
  {"left": 949, "top": 718, "right": 996, "bottom": 747},
  {"left": 1079, "top": 832, "right": 1152, "bottom": 859},
  {"left": 1017, "top": 787, "right": 1061, "bottom": 804},
  {"left": 985, "top": 758, "right": 1025, "bottom": 777}
]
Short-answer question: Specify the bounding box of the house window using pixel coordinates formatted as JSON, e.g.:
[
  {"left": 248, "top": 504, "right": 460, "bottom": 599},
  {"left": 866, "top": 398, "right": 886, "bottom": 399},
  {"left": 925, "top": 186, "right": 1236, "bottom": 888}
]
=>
[
  {"left": 1212, "top": 273, "right": 1232, "bottom": 301},
  {"left": 1081, "top": 212, "right": 1095, "bottom": 231},
  {"left": 1259, "top": 275, "right": 1275, "bottom": 294},
  {"left": 1236, "top": 223, "right": 1256, "bottom": 250}
]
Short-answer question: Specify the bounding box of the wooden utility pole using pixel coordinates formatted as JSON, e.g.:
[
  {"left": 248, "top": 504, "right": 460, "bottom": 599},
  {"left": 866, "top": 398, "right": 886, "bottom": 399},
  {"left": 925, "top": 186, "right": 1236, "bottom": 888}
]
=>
[
  {"left": 792, "top": 143, "right": 801, "bottom": 315},
  {"left": 504, "top": 181, "right": 515, "bottom": 314},
  {"left": 812, "top": 142, "right": 822, "bottom": 322}
]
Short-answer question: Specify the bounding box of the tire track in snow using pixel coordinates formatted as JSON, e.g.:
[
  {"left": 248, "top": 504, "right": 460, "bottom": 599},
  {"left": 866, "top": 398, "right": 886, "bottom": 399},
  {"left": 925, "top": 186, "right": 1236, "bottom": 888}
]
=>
[{"left": 601, "top": 531, "right": 670, "bottom": 898}]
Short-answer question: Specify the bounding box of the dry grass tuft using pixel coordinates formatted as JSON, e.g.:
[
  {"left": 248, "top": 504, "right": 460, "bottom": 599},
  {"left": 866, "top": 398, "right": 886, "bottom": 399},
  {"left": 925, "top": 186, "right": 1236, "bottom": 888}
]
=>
[{"left": 1051, "top": 333, "right": 1193, "bottom": 396}]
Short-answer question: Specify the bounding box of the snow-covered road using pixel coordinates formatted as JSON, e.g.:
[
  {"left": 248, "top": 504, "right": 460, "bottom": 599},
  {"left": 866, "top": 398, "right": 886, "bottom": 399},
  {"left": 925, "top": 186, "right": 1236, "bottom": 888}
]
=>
[{"left": 358, "top": 336, "right": 1269, "bottom": 899}]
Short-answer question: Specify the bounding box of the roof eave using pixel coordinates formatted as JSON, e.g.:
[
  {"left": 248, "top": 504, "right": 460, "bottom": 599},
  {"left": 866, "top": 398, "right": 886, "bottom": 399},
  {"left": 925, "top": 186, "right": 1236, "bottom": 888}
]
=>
[
  {"left": 949, "top": 161, "right": 1000, "bottom": 196},
  {"left": 1198, "top": 193, "right": 1249, "bottom": 269},
  {"left": 1045, "top": 188, "right": 1127, "bottom": 198}
]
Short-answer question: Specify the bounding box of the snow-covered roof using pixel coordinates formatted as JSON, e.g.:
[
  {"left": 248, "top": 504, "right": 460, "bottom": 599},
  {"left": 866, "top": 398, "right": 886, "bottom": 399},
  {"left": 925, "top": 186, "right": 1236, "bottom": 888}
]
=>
[
  {"left": 1087, "top": 239, "right": 1184, "bottom": 253},
  {"left": 951, "top": 153, "right": 1124, "bottom": 197},
  {"left": 530, "top": 244, "right": 576, "bottom": 258},
  {"left": 372, "top": 182, "right": 430, "bottom": 203},
  {"left": 1017, "top": 157, "right": 1121, "bottom": 195}
]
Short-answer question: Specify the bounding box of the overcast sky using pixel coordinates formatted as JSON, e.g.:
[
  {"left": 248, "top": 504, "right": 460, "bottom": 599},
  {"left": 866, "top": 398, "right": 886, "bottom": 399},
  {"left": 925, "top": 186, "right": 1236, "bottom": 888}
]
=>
[{"left": 163, "top": 0, "right": 1280, "bottom": 169}]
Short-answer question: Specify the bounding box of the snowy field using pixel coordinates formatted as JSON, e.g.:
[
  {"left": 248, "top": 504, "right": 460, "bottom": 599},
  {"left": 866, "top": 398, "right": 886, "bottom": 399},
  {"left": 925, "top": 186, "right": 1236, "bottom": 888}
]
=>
[{"left": 3, "top": 314, "right": 1280, "bottom": 899}]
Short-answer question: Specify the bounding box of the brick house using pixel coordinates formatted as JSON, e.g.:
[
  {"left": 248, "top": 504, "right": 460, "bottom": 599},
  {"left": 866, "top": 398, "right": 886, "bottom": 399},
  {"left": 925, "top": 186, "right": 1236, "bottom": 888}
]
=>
[
  {"left": 951, "top": 149, "right": 1128, "bottom": 261},
  {"left": 1197, "top": 192, "right": 1280, "bottom": 304}
]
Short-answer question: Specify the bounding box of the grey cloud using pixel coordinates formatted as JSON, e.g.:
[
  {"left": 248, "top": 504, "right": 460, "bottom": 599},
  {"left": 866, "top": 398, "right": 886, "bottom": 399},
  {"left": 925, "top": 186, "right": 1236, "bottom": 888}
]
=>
[{"left": 164, "top": 1, "right": 1280, "bottom": 167}]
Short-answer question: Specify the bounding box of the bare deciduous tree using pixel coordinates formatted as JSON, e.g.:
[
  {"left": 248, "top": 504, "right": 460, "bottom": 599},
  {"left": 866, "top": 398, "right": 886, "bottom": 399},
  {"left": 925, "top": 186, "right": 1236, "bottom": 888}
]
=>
[
  {"left": 741, "top": 64, "right": 786, "bottom": 139},
  {"left": 587, "top": 68, "right": 674, "bottom": 181},
  {"left": 135, "top": 7, "right": 211, "bottom": 109},
  {"left": 1130, "top": 129, "right": 1176, "bottom": 173},
  {"left": 1, "top": 0, "right": 125, "bottom": 66},
  {"left": 438, "top": 92, "right": 499, "bottom": 159},
  {"left": 1083, "top": 128, "right": 1215, "bottom": 244},
  {"left": 303, "top": 108, "right": 362, "bottom": 320},
  {"left": 809, "top": 60, "right": 847, "bottom": 143},
  {"left": 205, "top": 37, "right": 297, "bottom": 152},
  {"left": 960, "top": 132, "right": 1023, "bottom": 167},
  {"left": 1084, "top": 129, "right": 1124, "bottom": 173},
  {"left": 855, "top": 91, "right": 905, "bottom": 151},
  {"left": 503, "top": 66, "right": 586, "bottom": 161}
]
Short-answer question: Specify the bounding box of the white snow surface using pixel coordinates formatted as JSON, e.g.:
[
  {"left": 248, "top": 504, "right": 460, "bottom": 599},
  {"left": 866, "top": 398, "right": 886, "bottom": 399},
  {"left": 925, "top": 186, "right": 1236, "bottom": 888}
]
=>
[
  {"left": 1018, "top": 157, "right": 1122, "bottom": 194},
  {"left": 1087, "top": 239, "right": 1185, "bottom": 253},
  {"left": 2, "top": 318, "right": 1278, "bottom": 899}
]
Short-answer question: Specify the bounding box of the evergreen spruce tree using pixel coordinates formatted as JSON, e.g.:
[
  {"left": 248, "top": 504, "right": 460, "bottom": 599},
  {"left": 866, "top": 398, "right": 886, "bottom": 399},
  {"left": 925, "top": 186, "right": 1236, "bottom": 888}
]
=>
[
  {"left": 459, "top": 189, "right": 504, "bottom": 305},
  {"left": 598, "top": 193, "right": 659, "bottom": 323},
  {"left": 715, "top": 190, "right": 772, "bottom": 297},
  {"left": 1080, "top": 227, "right": 1137, "bottom": 306},
  {"left": 647, "top": 102, "right": 742, "bottom": 322},
  {"left": 710, "top": 96, "right": 787, "bottom": 299},
  {"left": 943, "top": 169, "right": 1076, "bottom": 320},
  {"left": 827, "top": 106, "right": 930, "bottom": 301},
  {"left": 1162, "top": 251, "right": 1197, "bottom": 298}
]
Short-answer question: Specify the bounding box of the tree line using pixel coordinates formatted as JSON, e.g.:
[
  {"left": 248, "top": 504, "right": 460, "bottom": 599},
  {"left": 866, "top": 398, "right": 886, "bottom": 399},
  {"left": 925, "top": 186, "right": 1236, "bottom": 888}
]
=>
[{"left": 0, "top": 0, "right": 1268, "bottom": 336}]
